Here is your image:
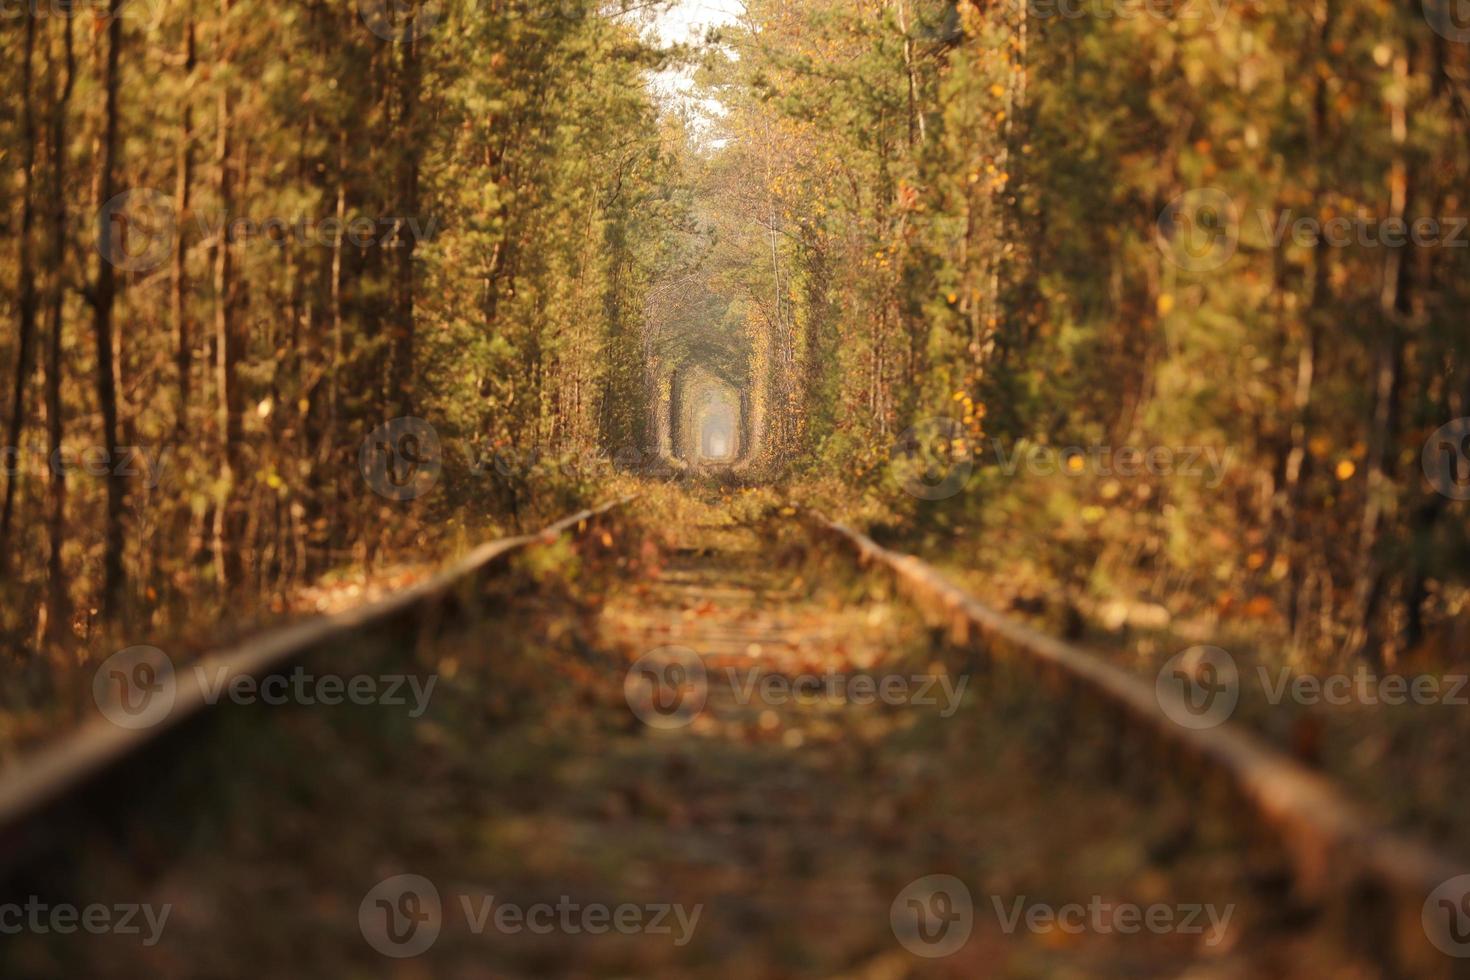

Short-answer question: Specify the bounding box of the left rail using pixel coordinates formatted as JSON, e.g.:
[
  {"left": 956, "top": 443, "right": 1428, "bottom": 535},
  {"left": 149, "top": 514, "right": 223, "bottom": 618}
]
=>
[{"left": 0, "top": 496, "right": 634, "bottom": 876}]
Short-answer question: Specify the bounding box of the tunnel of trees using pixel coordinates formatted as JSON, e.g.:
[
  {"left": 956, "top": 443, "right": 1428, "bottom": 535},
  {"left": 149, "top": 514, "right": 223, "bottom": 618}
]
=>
[
  {"left": 1, "top": 0, "right": 1468, "bottom": 679},
  {"left": 667, "top": 365, "right": 745, "bottom": 466}
]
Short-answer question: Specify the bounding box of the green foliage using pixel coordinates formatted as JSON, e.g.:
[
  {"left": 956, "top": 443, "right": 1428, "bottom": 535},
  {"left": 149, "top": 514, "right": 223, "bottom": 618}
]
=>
[{"left": 700, "top": 0, "right": 1470, "bottom": 666}]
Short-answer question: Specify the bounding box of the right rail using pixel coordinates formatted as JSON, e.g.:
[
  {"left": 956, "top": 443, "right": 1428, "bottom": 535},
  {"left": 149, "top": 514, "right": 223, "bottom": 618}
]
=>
[{"left": 811, "top": 511, "right": 1469, "bottom": 979}]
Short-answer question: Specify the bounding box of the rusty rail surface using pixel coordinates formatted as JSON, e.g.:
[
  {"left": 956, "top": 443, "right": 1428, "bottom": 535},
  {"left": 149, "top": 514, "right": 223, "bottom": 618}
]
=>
[
  {"left": 0, "top": 497, "right": 633, "bottom": 872},
  {"left": 811, "top": 512, "right": 1469, "bottom": 979}
]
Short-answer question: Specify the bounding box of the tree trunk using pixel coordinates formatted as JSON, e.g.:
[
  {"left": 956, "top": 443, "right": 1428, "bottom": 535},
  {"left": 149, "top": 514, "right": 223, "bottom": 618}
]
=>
[
  {"left": 212, "top": 0, "right": 243, "bottom": 591},
  {"left": 43, "top": 10, "right": 77, "bottom": 643},
  {"left": 1345, "top": 52, "right": 1413, "bottom": 666},
  {"left": 91, "top": 0, "right": 127, "bottom": 618},
  {"left": 389, "top": 23, "right": 421, "bottom": 416},
  {"left": 0, "top": 11, "right": 41, "bottom": 564},
  {"left": 173, "top": 19, "right": 196, "bottom": 438}
]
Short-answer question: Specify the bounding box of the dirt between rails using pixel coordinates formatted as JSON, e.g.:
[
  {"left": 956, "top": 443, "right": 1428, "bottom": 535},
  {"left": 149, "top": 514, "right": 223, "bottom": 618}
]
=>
[{"left": 1, "top": 487, "right": 1385, "bottom": 978}]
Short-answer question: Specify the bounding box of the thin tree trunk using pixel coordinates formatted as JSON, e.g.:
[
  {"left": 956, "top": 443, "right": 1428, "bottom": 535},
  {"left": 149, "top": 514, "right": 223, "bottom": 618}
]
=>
[
  {"left": 173, "top": 19, "right": 196, "bottom": 438},
  {"left": 212, "top": 0, "right": 242, "bottom": 590},
  {"left": 894, "top": 0, "right": 923, "bottom": 147},
  {"left": 389, "top": 23, "right": 421, "bottom": 416},
  {"left": 1346, "top": 51, "right": 1413, "bottom": 666},
  {"left": 43, "top": 11, "right": 77, "bottom": 643},
  {"left": 1284, "top": 0, "right": 1334, "bottom": 649},
  {"left": 0, "top": 12, "right": 41, "bottom": 563},
  {"left": 91, "top": 0, "right": 127, "bottom": 618}
]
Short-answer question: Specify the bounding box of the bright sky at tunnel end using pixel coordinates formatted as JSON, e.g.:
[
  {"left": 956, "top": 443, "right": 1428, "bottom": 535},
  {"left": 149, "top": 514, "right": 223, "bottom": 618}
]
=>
[
  {"left": 651, "top": 0, "right": 742, "bottom": 45},
  {"left": 646, "top": 0, "right": 743, "bottom": 129}
]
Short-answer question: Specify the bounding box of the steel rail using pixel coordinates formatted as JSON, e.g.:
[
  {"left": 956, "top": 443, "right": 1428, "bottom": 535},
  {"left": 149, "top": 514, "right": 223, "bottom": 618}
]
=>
[
  {"left": 811, "top": 512, "right": 1469, "bottom": 979},
  {"left": 0, "top": 497, "right": 633, "bottom": 872}
]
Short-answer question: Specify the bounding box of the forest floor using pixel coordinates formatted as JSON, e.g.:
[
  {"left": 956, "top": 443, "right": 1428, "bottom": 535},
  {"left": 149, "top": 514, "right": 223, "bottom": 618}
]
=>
[{"left": 3, "top": 485, "right": 1378, "bottom": 978}]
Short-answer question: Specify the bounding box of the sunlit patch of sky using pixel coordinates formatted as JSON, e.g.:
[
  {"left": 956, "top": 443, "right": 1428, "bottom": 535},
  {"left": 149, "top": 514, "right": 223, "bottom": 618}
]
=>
[{"left": 639, "top": 0, "right": 744, "bottom": 138}]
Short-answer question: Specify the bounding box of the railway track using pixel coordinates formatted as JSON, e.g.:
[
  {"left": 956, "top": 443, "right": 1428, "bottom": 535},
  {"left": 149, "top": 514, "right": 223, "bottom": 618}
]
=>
[
  {"left": 0, "top": 498, "right": 631, "bottom": 880},
  {"left": 0, "top": 489, "right": 1465, "bottom": 977},
  {"left": 810, "top": 512, "right": 1470, "bottom": 978}
]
